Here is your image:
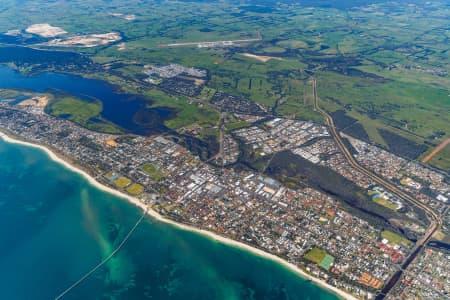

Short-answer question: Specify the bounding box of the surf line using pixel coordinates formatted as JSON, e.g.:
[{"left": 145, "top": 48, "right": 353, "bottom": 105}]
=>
[{"left": 54, "top": 207, "right": 148, "bottom": 299}]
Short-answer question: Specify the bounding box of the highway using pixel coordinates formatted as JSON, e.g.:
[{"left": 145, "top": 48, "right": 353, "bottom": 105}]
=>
[
  {"left": 311, "top": 77, "right": 442, "bottom": 299},
  {"left": 218, "top": 112, "right": 225, "bottom": 167}
]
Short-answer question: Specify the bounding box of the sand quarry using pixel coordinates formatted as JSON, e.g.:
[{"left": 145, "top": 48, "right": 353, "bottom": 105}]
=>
[
  {"left": 24, "top": 23, "right": 121, "bottom": 47},
  {"left": 25, "top": 23, "right": 67, "bottom": 37},
  {"left": 18, "top": 95, "right": 50, "bottom": 107},
  {"left": 46, "top": 32, "right": 121, "bottom": 47}
]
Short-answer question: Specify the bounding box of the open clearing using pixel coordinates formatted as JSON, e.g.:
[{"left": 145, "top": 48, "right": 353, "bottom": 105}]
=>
[
  {"left": 381, "top": 230, "right": 413, "bottom": 247},
  {"left": 373, "top": 197, "right": 398, "bottom": 211}
]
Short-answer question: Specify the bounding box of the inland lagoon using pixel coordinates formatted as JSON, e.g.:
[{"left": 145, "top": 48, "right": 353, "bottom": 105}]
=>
[{"left": 0, "top": 65, "right": 174, "bottom": 135}]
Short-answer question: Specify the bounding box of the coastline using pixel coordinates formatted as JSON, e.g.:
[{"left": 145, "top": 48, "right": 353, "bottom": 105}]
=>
[{"left": 0, "top": 130, "right": 358, "bottom": 300}]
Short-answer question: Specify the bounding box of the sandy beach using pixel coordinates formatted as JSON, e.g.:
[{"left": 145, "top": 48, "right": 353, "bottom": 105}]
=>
[{"left": 0, "top": 130, "right": 358, "bottom": 300}]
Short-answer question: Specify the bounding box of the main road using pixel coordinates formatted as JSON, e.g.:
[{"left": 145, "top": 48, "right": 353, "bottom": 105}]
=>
[{"left": 311, "top": 77, "right": 442, "bottom": 299}]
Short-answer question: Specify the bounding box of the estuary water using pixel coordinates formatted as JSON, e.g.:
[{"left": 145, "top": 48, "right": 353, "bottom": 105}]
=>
[
  {"left": 0, "top": 135, "right": 339, "bottom": 299},
  {"left": 0, "top": 65, "right": 174, "bottom": 135}
]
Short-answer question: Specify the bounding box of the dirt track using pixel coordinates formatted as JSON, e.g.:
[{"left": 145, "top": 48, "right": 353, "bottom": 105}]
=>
[{"left": 422, "top": 138, "right": 450, "bottom": 163}]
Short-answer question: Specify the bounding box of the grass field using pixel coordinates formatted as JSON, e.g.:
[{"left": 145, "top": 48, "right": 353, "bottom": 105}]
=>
[
  {"left": 199, "top": 87, "right": 216, "bottom": 101},
  {"left": 114, "top": 176, "right": 132, "bottom": 189},
  {"left": 304, "top": 247, "right": 326, "bottom": 265},
  {"left": 46, "top": 95, "right": 121, "bottom": 134},
  {"left": 0, "top": 88, "right": 33, "bottom": 100},
  {"left": 319, "top": 254, "right": 334, "bottom": 271},
  {"left": 225, "top": 121, "right": 251, "bottom": 133},
  {"left": 304, "top": 247, "right": 334, "bottom": 270},
  {"left": 373, "top": 197, "right": 398, "bottom": 211},
  {"left": 47, "top": 96, "right": 101, "bottom": 121},
  {"left": 126, "top": 183, "right": 144, "bottom": 195},
  {"left": 141, "top": 163, "right": 164, "bottom": 181},
  {"left": 144, "top": 89, "right": 219, "bottom": 130},
  {"left": 381, "top": 230, "right": 413, "bottom": 247},
  {"left": 427, "top": 144, "right": 450, "bottom": 172}
]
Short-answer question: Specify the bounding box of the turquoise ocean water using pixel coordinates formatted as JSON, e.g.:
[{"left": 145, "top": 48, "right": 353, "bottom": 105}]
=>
[{"left": 0, "top": 137, "right": 339, "bottom": 300}]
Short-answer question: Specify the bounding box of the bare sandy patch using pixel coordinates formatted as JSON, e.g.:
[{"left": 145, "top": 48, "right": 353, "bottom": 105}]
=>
[
  {"left": 432, "top": 230, "right": 446, "bottom": 241},
  {"left": 193, "top": 78, "right": 206, "bottom": 86},
  {"left": 117, "top": 42, "right": 127, "bottom": 51},
  {"left": 46, "top": 32, "right": 121, "bottom": 48},
  {"left": 17, "top": 95, "right": 50, "bottom": 107},
  {"left": 123, "top": 15, "right": 137, "bottom": 21},
  {"left": 26, "top": 23, "right": 67, "bottom": 38},
  {"left": 5, "top": 29, "right": 21, "bottom": 36},
  {"left": 178, "top": 76, "right": 205, "bottom": 86},
  {"left": 110, "top": 13, "right": 136, "bottom": 21},
  {"left": 242, "top": 53, "right": 283, "bottom": 62}
]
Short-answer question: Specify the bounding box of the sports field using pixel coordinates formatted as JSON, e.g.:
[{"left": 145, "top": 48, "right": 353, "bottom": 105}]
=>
[{"left": 304, "top": 247, "right": 335, "bottom": 270}]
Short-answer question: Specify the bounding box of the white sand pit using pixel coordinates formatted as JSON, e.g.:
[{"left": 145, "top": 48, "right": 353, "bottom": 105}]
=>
[{"left": 25, "top": 23, "right": 67, "bottom": 38}]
